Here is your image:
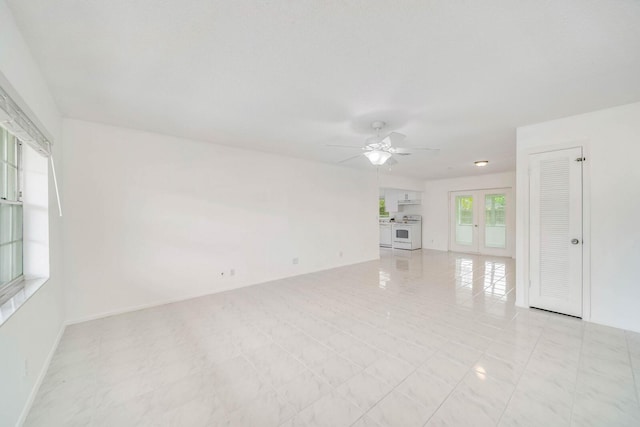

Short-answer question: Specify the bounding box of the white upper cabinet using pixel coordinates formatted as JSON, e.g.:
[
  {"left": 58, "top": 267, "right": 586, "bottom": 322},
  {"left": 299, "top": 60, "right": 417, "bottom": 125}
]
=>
[
  {"left": 401, "top": 191, "right": 414, "bottom": 201},
  {"left": 385, "top": 189, "right": 399, "bottom": 212},
  {"left": 398, "top": 191, "right": 421, "bottom": 205},
  {"left": 382, "top": 188, "right": 422, "bottom": 213}
]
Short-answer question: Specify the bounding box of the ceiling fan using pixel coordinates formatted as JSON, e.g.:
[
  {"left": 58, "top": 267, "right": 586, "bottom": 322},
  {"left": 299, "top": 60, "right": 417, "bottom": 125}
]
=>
[{"left": 328, "top": 121, "right": 438, "bottom": 166}]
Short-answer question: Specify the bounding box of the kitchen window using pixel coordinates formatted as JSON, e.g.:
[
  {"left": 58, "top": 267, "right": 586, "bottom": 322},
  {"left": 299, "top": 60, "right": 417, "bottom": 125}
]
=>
[
  {"left": 379, "top": 198, "right": 389, "bottom": 218},
  {"left": 0, "top": 126, "right": 23, "bottom": 296}
]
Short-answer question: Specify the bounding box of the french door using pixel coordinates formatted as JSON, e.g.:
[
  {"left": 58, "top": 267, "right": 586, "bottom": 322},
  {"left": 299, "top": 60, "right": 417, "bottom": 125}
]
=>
[
  {"left": 529, "top": 147, "right": 583, "bottom": 317},
  {"left": 449, "top": 189, "right": 511, "bottom": 257}
]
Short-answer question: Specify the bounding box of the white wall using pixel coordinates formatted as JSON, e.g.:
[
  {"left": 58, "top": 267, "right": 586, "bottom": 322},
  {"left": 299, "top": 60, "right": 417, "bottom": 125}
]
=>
[
  {"left": 378, "top": 173, "right": 424, "bottom": 192},
  {"left": 0, "top": 1, "right": 65, "bottom": 426},
  {"left": 516, "top": 101, "right": 640, "bottom": 333},
  {"left": 421, "top": 172, "right": 516, "bottom": 255},
  {"left": 62, "top": 119, "right": 379, "bottom": 322}
]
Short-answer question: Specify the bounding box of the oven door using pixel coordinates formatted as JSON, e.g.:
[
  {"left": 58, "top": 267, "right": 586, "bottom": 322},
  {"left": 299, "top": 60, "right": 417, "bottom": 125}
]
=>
[{"left": 393, "top": 226, "right": 411, "bottom": 243}]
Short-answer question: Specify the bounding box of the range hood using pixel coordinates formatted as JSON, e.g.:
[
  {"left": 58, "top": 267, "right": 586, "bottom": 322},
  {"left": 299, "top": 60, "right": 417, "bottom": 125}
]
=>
[{"left": 398, "top": 199, "right": 421, "bottom": 205}]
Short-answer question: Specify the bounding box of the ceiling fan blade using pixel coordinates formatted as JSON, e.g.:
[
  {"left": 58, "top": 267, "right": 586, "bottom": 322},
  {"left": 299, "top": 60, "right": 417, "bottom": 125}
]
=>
[
  {"left": 338, "top": 154, "right": 363, "bottom": 164},
  {"left": 393, "top": 147, "right": 439, "bottom": 154},
  {"left": 365, "top": 136, "right": 383, "bottom": 146},
  {"left": 387, "top": 132, "right": 406, "bottom": 146},
  {"left": 326, "top": 144, "right": 364, "bottom": 149},
  {"left": 379, "top": 132, "right": 406, "bottom": 147}
]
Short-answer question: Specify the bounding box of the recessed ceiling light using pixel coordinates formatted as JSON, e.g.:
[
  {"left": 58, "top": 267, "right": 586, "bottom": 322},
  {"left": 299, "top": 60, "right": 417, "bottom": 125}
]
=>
[{"left": 474, "top": 160, "right": 489, "bottom": 167}]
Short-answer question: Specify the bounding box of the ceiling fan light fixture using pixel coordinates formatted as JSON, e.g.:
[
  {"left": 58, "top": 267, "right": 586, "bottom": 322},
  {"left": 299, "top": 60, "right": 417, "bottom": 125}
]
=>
[
  {"left": 364, "top": 150, "right": 392, "bottom": 165},
  {"left": 474, "top": 160, "right": 489, "bottom": 167}
]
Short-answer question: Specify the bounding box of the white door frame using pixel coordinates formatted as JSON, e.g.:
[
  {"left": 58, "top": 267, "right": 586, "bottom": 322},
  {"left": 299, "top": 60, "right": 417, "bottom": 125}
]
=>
[
  {"left": 517, "top": 141, "right": 591, "bottom": 321},
  {"left": 448, "top": 187, "right": 514, "bottom": 257}
]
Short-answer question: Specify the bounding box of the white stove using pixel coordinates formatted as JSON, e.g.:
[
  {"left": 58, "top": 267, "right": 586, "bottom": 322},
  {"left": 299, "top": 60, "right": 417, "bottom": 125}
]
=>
[{"left": 391, "top": 215, "right": 422, "bottom": 250}]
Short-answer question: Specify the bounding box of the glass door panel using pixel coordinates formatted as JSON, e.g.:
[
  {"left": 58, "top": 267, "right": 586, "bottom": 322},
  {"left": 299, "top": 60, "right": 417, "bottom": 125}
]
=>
[
  {"left": 484, "top": 194, "right": 506, "bottom": 249},
  {"left": 450, "top": 193, "right": 479, "bottom": 253},
  {"left": 455, "top": 195, "right": 474, "bottom": 246}
]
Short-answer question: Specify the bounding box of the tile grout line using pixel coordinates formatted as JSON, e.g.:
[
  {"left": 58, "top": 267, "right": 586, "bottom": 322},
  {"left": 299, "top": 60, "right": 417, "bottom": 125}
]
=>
[
  {"left": 623, "top": 331, "right": 640, "bottom": 407},
  {"left": 238, "top": 319, "right": 344, "bottom": 424},
  {"left": 567, "top": 322, "right": 587, "bottom": 426},
  {"left": 348, "top": 358, "right": 425, "bottom": 427},
  {"left": 258, "top": 315, "right": 399, "bottom": 425},
  {"left": 493, "top": 311, "right": 549, "bottom": 426},
  {"left": 419, "top": 353, "right": 485, "bottom": 427},
  {"left": 279, "top": 309, "right": 430, "bottom": 423}
]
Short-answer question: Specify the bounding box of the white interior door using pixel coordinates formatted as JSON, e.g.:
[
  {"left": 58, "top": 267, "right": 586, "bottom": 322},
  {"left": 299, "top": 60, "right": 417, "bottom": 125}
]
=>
[
  {"left": 529, "top": 147, "right": 583, "bottom": 317},
  {"left": 450, "top": 189, "right": 511, "bottom": 256}
]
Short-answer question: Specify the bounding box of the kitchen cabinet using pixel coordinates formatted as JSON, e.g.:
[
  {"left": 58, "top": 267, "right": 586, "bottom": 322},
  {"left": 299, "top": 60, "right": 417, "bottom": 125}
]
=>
[
  {"left": 401, "top": 191, "right": 415, "bottom": 201},
  {"left": 382, "top": 188, "right": 422, "bottom": 212},
  {"left": 379, "top": 223, "right": 392, "bottom": 247},
  {"left": 385, "top": 190, "right": 399, "bottom": 212},
  {"left": 398, "top": 190, "right": 422, "bottom": 205}
]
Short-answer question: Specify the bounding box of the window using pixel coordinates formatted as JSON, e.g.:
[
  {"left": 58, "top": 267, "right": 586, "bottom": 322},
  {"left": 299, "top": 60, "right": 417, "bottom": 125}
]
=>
[
  {"left": 0, "top": 81, "right": 55, "bottom": 323},
  {"left": 379, "top": 198, "right": 389, "bottom": 218},
  {"left": 0, "top": 126, "right": 23, "bottom": 290}
]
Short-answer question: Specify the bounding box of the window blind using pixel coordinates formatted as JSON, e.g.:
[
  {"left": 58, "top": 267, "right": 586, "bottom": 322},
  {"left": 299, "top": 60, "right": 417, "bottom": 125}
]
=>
[
  {"left": 0, "top": 81, "right": 62, "bottom": 216},
  {"left": 0, "top": 85, "right": 51, "bottom": 157}
]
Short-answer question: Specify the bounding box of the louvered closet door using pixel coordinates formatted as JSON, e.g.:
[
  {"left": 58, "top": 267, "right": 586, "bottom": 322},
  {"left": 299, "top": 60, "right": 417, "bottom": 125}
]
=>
[{"left": 529, "top": 147, "right": 583, "bottom": 317}]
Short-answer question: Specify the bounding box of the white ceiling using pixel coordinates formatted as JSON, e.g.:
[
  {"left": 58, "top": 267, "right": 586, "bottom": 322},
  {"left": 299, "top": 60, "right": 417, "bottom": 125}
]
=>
[{"left": 7, "top": 0, "right": 640, "bottom": 180}]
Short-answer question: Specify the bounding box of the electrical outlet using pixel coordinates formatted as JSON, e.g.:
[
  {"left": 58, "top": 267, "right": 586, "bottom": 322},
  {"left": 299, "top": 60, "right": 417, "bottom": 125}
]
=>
[
  {"left": 339, "top": 251, "right": 343, "bottom": 258},
  {"left": 230, "top": 269, "right": 235, "bottom": 277},
  {"left": 292, "top": 257, "right": 299, "bottom": 265},
  {"left": 23, "top": 359, "right": 28, "bottom": 378}
]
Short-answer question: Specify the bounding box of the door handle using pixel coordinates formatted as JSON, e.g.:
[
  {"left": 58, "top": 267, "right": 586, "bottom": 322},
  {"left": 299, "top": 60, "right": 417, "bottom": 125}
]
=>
[{"left": 571, "top": 238, "right": 580, "bottom": 245}]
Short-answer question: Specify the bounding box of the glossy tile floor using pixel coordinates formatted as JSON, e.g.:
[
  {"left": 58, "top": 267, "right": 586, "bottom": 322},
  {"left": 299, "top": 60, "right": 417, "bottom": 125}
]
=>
[{"left": 26, "top": 249, "right": 640, "bottom": 426}]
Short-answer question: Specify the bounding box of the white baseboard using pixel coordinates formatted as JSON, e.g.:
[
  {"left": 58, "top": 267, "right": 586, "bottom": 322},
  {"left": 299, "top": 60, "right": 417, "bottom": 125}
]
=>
[
  {"left": 65, "top": 257, "right": 378, "bottom": 325},
  {"left": 16, "top": 323, "right": 66, "bottom": 427},
  {"left": 65, "top": 287, "right": 236, "bottom": 325}
]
